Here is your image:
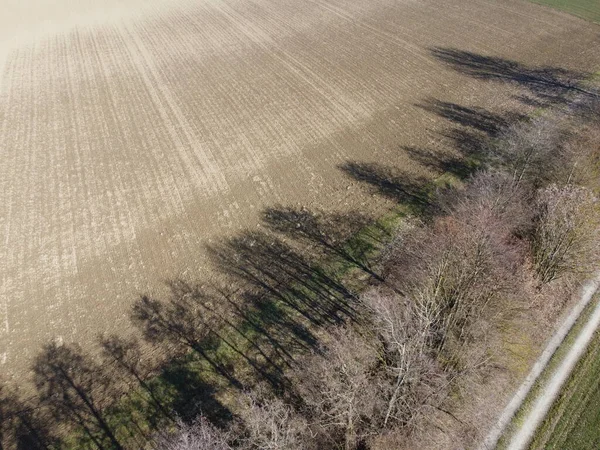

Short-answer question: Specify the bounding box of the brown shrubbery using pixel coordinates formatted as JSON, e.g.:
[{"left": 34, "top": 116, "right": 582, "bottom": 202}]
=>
[
  {"left": 156, "top": 417, "right": 232, "bottom": 450},
  {"left": 235, "top": 387, "right": 313, "bottom": 450},
  {"left": 532, "top": 184, "right": 599, "bottom": 284}
]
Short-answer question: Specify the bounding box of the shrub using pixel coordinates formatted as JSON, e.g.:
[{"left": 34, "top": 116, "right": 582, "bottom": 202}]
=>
[
  {"left": 155, "top": 417, "right": 232, "bottom": 450},
  {"left": 532, "top": 184, "right": 599, "bottom": 284}
]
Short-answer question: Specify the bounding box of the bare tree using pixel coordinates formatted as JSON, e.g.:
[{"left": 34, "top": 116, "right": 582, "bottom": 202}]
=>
[
  {"left": 382, "top": 169, "right": 525, "bottom": 375},
  {"left": 236, "top": 386, "right": 314, "bottom": 450},
  {"left": 390, "top": 223, "right": 510, "bottom": 355},
  {"left": 291, "top": 327, "right": 382, "bottom": 450},
  {"left": 363, "top": 289, "right": 444, "bottom": 428},
  {"left": 443, "top": 170, "right": 531, "bottom": 234},
  {"left": 488, "top": 115, "right": 568, "bottom": 191},
  {"left": 155, "top": 417, "right": 232, "bottom": 450},
  {"left": 532, "top": 184, "right": 599, "bottom": 284}
]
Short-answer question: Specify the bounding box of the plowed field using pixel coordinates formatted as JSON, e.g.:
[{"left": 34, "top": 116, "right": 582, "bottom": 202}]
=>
[{"left": 1, "top": 0, "right": 599, "bottom": 380}]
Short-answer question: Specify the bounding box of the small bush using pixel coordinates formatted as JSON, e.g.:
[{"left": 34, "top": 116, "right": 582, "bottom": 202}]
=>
[
  {"left": 532, "top": 184, "right": 599, "bottom": 284},
  {"left": 155, "top": 417, "right": 232, "bottom": 450}
]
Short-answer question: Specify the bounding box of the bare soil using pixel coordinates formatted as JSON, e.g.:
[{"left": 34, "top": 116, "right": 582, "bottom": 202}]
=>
[{"left": 0, "top": 0, "right": 599, "bottom": 381}]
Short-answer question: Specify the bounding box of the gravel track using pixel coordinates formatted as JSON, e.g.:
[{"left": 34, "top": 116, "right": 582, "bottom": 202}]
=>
[{"left": 481, "top": 274, "right": 600, "bottom": 450}]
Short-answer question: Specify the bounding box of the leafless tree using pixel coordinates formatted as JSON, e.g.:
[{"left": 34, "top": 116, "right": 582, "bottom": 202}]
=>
[
  {"left": 392, "top": 224, "right": 509, "bottom": 355},
  {"left": 363, "top": 289, "right": 445, "bottom": 429},
  {"left": 236, "top": 386, "right": 314, "bottom": 450},
  {"left": 532, "top": 184, "right": 599, "bottom": 284},
  {"left": 444, "top": 170, "right": 531, "bottom": 234},
  {"left": 382, "top": 168, "right": 525, "bottom": 374},
  {"left": 291, "top": 327, "right": 382, "bottom": 450},
  {"left": 488, "top": 115, "right": 568, "bottom": 191},
  {"left": 155, "top": 417, "right": 232, "bottom": 450}
]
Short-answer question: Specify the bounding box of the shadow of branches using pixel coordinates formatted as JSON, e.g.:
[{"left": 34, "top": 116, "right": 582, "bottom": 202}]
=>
[
  {"left": 338, "top": 161, "right": 431, "bottom": 210},
  {"left": 0, "top": 384, "right": 55, "bottom": 450},
  {"left": 431, "top": 47, "right": 596, "bottom": 107},
  {"left": 418, "top": 98, "right": 527, "bottom": 137},
  {"left": 131, "top": 280, "right": 297, "bottom": 392},
  {"left": 262, "top": 206, "right": 385, "bottom": 282},
  {"left": 401, "top": 99, "right": 528, "bottom": 180},
  {"left": 32, "top": 343, "right": 124, "bottom": 449},
  {"left": 344, "top": 49, "right": 594, "bottom": 202},
  {"left": 207, "top": 231, "right": 360, "bottom": 328}
]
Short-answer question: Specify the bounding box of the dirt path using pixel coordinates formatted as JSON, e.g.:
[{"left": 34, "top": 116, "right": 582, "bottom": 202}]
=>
[{"left": 480, "top": 274, "right": 600, "bottom": 450}]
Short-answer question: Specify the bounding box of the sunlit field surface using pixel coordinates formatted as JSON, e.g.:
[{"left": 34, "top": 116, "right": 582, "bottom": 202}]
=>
[{"left": 0, "top": 0, "right": 599, "bottom": 381}]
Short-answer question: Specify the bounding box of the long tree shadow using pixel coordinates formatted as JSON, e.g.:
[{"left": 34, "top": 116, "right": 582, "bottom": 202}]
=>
[
  {"left": 402, "top": 99, "right": 529, "bottom": 180},
  {"left": 112, "top": 208, "right": 382, "bottom": 447},
  {"left": 338, "top": 51, "right": 593, "bottom": 222},
  {"left": 417, "top": 98, "right": 527, "bottom": 137},
  {"left": 163, "top": 280, "right": 293, "bottom": 388},
  {"left": 131, "top": 292, "right": 244, "bottom": 391},
  {"left": 100, "top": 336, "right": 177, "bottom": 428},
  {"left": 212, "top": 286, "right": 313, "bottom": 366},
  {"left": 0, "top": 384, "right": 56, "bottom": 450},
  {"left": 431, "top": 47, "right": 597, "bottom": 107},
  {"left": 13, "top": 48, "right": 594, "bottom": 450},
  {"left": 208, "top": 231, "right": 359, "bottom": 328},
  {"left": 157, "top": 360, "right": 233, "bottom": 428},
  {"left": 32, "top": 343, "right": 124, "bottom": 450},
  {"left": 130, "top": 279, "right": 304, "bottom": 396},
  {"left": 262, "top": 206, "right": 385, "bottom": 282},
  {"left": 118, "top": 51, "right": 597, "bottom": 449},
  {"left": 338, "top": 161, "right": 431, "bottom": 212}
]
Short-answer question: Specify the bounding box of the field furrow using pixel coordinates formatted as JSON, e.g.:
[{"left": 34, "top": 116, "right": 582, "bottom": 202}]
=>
[{"left": 0, "top": 0, "right": 598, "bottom": 380}]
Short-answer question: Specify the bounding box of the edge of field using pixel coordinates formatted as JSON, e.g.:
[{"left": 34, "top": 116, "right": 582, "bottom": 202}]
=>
[
  {"left": 527, "top": 0, "right": 600, "bottom": 24},
  {"left": 58, "top": 172, "right": 463, "bottom": 447},
  {"left": 494, "top": 289, "right": 600, "bottom": 449},
  {"left": 63, "top": 75, "right": 600, "bottom": 449},
  {"left": 529, "top": 310, "right": 600, "bottom": 449}
]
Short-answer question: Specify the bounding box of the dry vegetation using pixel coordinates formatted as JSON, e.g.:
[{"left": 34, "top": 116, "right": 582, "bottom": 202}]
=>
[{"left": 3, "top": 83, "right": 598, "bottom": 450}]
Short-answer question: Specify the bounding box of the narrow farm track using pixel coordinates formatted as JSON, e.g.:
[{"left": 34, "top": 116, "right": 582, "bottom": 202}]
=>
[
  {"left": 0, "top": 0, "right": 599, "bottom": 381},
  {"left": 481, "top": 275, "right": 600, "bottom": 449},
  {"left": 508, "top": 287, "right": 600, "bottom": 449}
]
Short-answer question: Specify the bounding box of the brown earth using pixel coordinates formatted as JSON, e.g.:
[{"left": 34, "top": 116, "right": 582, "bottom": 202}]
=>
[{"left": 0, "top": 0, "right": 599, "bottom": 382}]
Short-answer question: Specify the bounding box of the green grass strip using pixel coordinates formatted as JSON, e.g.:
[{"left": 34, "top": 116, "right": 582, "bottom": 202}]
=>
[
  {"left": 529, "top": 0, "right": 600, "bottom": 23},
  {"left": 496, "top": 292, "right": 600, "bottom": 449},
  {"left": 530, "top": 308, "right": 600, "bottom": 449}
]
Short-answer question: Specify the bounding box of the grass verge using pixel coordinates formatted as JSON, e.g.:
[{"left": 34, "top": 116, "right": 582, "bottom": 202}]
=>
[
  {"left": 529, "top": 0, "right": 600, "bottom": 23},
  {"left": 63, "top": 176, "right": 455, "bottom": 449},
  {"left": 529, "top": 300, "right": 600, "bottom": 449},
  {"left": 495, "top": 292, "right": 600, "bottom": 449}
]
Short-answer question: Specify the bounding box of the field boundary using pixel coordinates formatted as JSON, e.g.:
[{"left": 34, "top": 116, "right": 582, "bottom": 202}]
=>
[
  {"left": 528, "top": 0, "right": 600, "bottom": 24},
  {"left": 481, "top": 273, "right": 600, "bottom": 449}
]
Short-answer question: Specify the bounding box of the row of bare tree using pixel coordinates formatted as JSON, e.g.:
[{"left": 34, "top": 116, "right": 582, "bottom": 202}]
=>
[{"left": 157, "top": 95, "right": 600, "bottom": 449}]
